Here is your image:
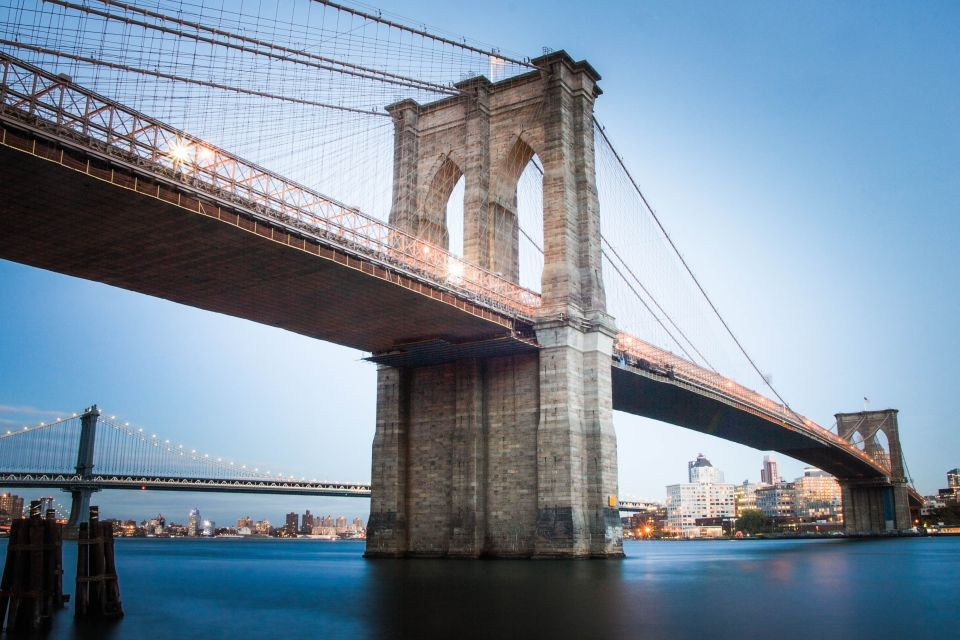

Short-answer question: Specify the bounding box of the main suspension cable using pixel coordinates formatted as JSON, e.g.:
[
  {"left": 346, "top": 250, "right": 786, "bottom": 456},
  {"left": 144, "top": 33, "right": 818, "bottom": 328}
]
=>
[{"left": 0, "top": 39, "right": 390, "bottom": 117}]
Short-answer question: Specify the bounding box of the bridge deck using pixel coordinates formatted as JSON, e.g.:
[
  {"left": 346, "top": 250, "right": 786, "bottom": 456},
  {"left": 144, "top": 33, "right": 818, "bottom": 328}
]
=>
[
  {"left": 0, "top": 123, "right": 534, "bottom": 362},
  {"left": 611, "top": 363, "right": 885, "bottom": 480}
]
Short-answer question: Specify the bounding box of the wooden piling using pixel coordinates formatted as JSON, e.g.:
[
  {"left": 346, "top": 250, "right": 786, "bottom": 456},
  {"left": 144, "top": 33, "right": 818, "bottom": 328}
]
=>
[
  {"left": 74, "top": 506, "right": 123, "bottom": 620},
  {"left": 0, "top": 500, "right": 65, "bottom": 631}
]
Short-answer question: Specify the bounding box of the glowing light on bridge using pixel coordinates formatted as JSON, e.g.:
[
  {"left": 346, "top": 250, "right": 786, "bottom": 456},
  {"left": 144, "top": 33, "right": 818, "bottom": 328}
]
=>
[{"left": 168, "top": 138, "right": 191, "bottom": 164}]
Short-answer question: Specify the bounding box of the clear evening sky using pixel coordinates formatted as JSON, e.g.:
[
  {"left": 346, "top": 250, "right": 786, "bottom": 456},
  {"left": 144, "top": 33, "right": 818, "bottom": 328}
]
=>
[{"left": 1, "top": 1, "right": 957, "bottom": 525}]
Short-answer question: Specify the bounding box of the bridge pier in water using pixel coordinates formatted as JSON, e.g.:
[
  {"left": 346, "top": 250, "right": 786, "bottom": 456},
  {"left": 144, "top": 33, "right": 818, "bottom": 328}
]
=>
[
  {"left": 836, "top": 410, "right": 913, "bottom": 534},
  {"left": 366, "top": 52, "right": 623, "bottom": 558}
]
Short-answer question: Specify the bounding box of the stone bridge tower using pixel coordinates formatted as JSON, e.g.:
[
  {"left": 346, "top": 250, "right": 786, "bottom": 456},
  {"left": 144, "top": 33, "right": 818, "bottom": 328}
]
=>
[
  {"left": 835, "top": 409, "right": 913, "bottom": 534},
  {"left": 365, "top": 51, "right": 622, "bottom": 558}
]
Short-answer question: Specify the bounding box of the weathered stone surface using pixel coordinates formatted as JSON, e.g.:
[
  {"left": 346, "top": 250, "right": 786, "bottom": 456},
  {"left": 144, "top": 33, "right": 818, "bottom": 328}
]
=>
[
  {"left": 835, "top": 410, "right": 912, "bottom": 534},
  {"left": 367, "top": 51, "right": 623, "bottom": 558}
]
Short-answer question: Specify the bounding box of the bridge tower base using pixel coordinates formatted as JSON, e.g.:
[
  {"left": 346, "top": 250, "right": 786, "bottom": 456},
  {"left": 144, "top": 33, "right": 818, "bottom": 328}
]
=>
[
  {"left": 839, "top": 479, "right": 912, "bottom": 535},
  {"left": 365, "top": 320, "right": 622, "bottom": 559}
]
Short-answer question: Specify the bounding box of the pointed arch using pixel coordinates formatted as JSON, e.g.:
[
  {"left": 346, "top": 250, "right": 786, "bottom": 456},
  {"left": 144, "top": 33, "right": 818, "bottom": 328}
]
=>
[{"left": 418, "top": 155, "right": 463, "bottom": 249}]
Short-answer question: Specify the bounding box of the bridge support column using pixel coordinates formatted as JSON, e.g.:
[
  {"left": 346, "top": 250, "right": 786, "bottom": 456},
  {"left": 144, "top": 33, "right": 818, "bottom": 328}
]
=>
[
  {"left": 366, "top": 355, "right": 541, "bottom": 558},
  {"left": 65, "top": 487, "right": 97, "bottom": 529},
  {"left": 839, "top": 479, "right": 912, "bottom": 535},
  {"left": 365, "top": 344, "right": 622, "bottom": 558}
]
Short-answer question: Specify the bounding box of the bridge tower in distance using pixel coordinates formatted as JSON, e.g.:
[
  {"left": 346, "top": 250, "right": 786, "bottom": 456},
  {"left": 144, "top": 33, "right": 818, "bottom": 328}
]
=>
[
  {"left": 835, "top": 409, "right": 913, "bottom": 533},
  {"left": 366, "top": 51, "right": 622, "bottom": 558},
  {"left": 65, "top": 404, "right": 102, "bottom": 530}
]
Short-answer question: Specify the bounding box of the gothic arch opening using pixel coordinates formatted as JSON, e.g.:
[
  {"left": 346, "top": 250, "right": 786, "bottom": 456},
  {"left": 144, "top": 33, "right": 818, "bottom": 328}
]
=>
[
  {"left": 421, "top": 156, "right": 463, "bottom": 250},
  {"left": 446, "top": 174, "right": 465, "bottom": 257},
  {"left": 869, "top": 429, "right": 891, "bottom": 470},
  {"left": 491, "top": 137, "right": 543, "bottom": 290},
  {"left": 516, "top": 154, "right": 544, "bottom": 293}
]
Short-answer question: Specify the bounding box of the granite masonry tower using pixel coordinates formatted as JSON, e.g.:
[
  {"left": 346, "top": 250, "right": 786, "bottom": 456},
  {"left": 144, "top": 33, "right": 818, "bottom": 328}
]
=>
[
  {"left": 365, "top": 51, "right": 623, "bottom": 558},
  {"left": 835, "top": 409, "right": 913, "bottom": 534}
]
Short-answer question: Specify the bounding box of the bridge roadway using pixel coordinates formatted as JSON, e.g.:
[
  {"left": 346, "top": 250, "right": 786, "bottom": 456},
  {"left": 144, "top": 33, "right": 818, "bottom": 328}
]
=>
[
  {"left": 0, "top": 473, "right": 674, "bottom": 515},
  {"left": 0, "top": 473, "right": 371, "bottom": 498},
  {"left": 0, "top": 58, "right": 913, "bottom": 499}
]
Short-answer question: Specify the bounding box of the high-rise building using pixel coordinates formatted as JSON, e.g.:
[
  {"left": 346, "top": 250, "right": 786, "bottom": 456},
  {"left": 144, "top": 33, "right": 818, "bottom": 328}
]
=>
[
  {"left": 187, "top": 508, "right": 201, "bottom": 537},
  {"left": 285, "top": 512, "right": 299, "bottom": 536},
  {"left": 938, "top": 469, "right": 960, "bottom": 505},
  {"left": 666, "top": 455, "right": 735, "bottom": 538},
  {"left": 237, "top": 516, "right": 253, "bottom": 530},
  {"left": 352, "top": 516, "right": 364, "bottom": 533},
  {"left": 760, "top": 455, "right": 780, "bottom": 485},
  {"left": 202, "top": 520, "right": 215, "bottom": 537},
  {"left": 0, "top": 493, "right": 24, "bottom": 520},
  {"left": 688, "top": 453, "right": 724, "bottom": 484},
  {"left": 301, "top": 510, "right": 314, "bottom": 534},
  {"left": 335, "top": 515, "right": 348, "bottom": 533}
]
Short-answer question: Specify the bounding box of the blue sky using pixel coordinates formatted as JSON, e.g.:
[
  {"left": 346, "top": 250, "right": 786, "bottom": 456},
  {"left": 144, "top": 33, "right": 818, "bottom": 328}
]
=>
[{"left": 1, "top": 0, "right": 958, "bottom": 524}]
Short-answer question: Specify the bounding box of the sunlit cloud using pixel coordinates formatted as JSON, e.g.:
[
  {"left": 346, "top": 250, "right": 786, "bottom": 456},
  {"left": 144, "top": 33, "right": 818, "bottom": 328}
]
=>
[{"left": 0, "top": 404, "right": 70, "bottom": 418}]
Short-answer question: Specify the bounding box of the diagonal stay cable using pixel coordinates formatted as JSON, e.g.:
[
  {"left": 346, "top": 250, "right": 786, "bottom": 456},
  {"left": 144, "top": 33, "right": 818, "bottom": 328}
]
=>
[
  {"left": 525, "top": 157, "right": 711, "bottom": 368},
  {"left": 593, "top": 117, "right": 798, "bottom": 412}
]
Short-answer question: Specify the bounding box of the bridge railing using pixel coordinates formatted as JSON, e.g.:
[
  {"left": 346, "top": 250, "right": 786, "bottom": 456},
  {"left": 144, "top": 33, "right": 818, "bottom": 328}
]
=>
[
  {"left": 0, "top": 53, "right": 540, "bottom": 319},
  {"left": 614, "top": 332, "right": 891, "bottom": 473}
]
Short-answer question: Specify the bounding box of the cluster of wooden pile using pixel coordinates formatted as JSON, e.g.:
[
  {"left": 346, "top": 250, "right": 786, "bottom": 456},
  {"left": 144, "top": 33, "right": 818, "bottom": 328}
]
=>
[{"left": 0, "top": 504, "right": 123, "bottom": 633}]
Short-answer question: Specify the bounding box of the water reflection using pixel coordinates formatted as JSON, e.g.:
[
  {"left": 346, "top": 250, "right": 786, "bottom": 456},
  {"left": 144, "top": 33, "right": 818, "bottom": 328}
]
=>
[{"left": 1, "top": 537, "right": 956, "bottom": 639}]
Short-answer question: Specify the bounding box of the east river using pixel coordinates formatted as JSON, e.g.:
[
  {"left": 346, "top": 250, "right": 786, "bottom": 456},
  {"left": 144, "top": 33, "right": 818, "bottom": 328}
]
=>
[{"left": 3, "top": 537, "right": 957, "bottom": 639}]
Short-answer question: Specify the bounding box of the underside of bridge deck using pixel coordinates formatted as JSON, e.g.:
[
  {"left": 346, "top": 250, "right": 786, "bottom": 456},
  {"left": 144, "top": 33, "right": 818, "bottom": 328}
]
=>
[
  {"left": 0, "top": 130, "right": 533, "bottom": 364},
  {"left": 611, "top": 363, "right": 886, "bottom": 481}
]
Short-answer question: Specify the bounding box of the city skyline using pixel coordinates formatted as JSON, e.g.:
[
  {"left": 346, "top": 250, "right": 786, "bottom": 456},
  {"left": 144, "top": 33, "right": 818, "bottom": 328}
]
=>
[{"left": 1, "top": 0, "right": 958, "bottom": 504}]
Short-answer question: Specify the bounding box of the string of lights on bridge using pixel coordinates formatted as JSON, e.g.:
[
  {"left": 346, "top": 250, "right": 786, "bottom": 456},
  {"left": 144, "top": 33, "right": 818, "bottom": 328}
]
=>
[{"left": 0, "top": 411, "right": 362, "bottom": 485}]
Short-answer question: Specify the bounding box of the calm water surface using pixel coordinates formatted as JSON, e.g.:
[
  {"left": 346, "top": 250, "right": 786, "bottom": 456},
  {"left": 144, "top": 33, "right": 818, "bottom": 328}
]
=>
[{"left": 3, "top": 537, "right": 957, "bottom": 639}]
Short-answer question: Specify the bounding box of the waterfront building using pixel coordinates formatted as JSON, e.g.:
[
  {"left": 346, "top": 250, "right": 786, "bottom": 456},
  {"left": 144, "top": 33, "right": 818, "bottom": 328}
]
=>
[
  {"left": 793, "top": 468, "right": 842, "bottom": 520},
  {"left": 187, "top": 508, "right": 201, "bottom": 537},
  {"left": 202, "top": 520, "right": 216, "bottom": 537},
  {"left": 756, "top": 483, "right": 797, "bottom": 524},
  {"left": 734, "top": 481, "right": 759, "bottom": 516},
  {"left": 760, "top": 455, "right": 781, "bottom": 485},
  {"left": 146, "top": 513, "right": 166, "bottom": 535},
  {"left": 666, "top": 454, "right": 735, "bottom": 538},
  {"left": 255, "top": 519, "right": 271, "bottom": 535},
  {"left": 0, "top": 493, "right": 24, "bottom": 523},
  {"left": 937, "top": 468, "right": 960, "bottom": 505},
  {"left": 301, "top": 510, "right": 315, "bottom": 534},
  {"left": 284, "top": 512, "right": 299, "bottom": 536},
  {"left": 237, "top": 516, "right": 253, "bottom": 530}
]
